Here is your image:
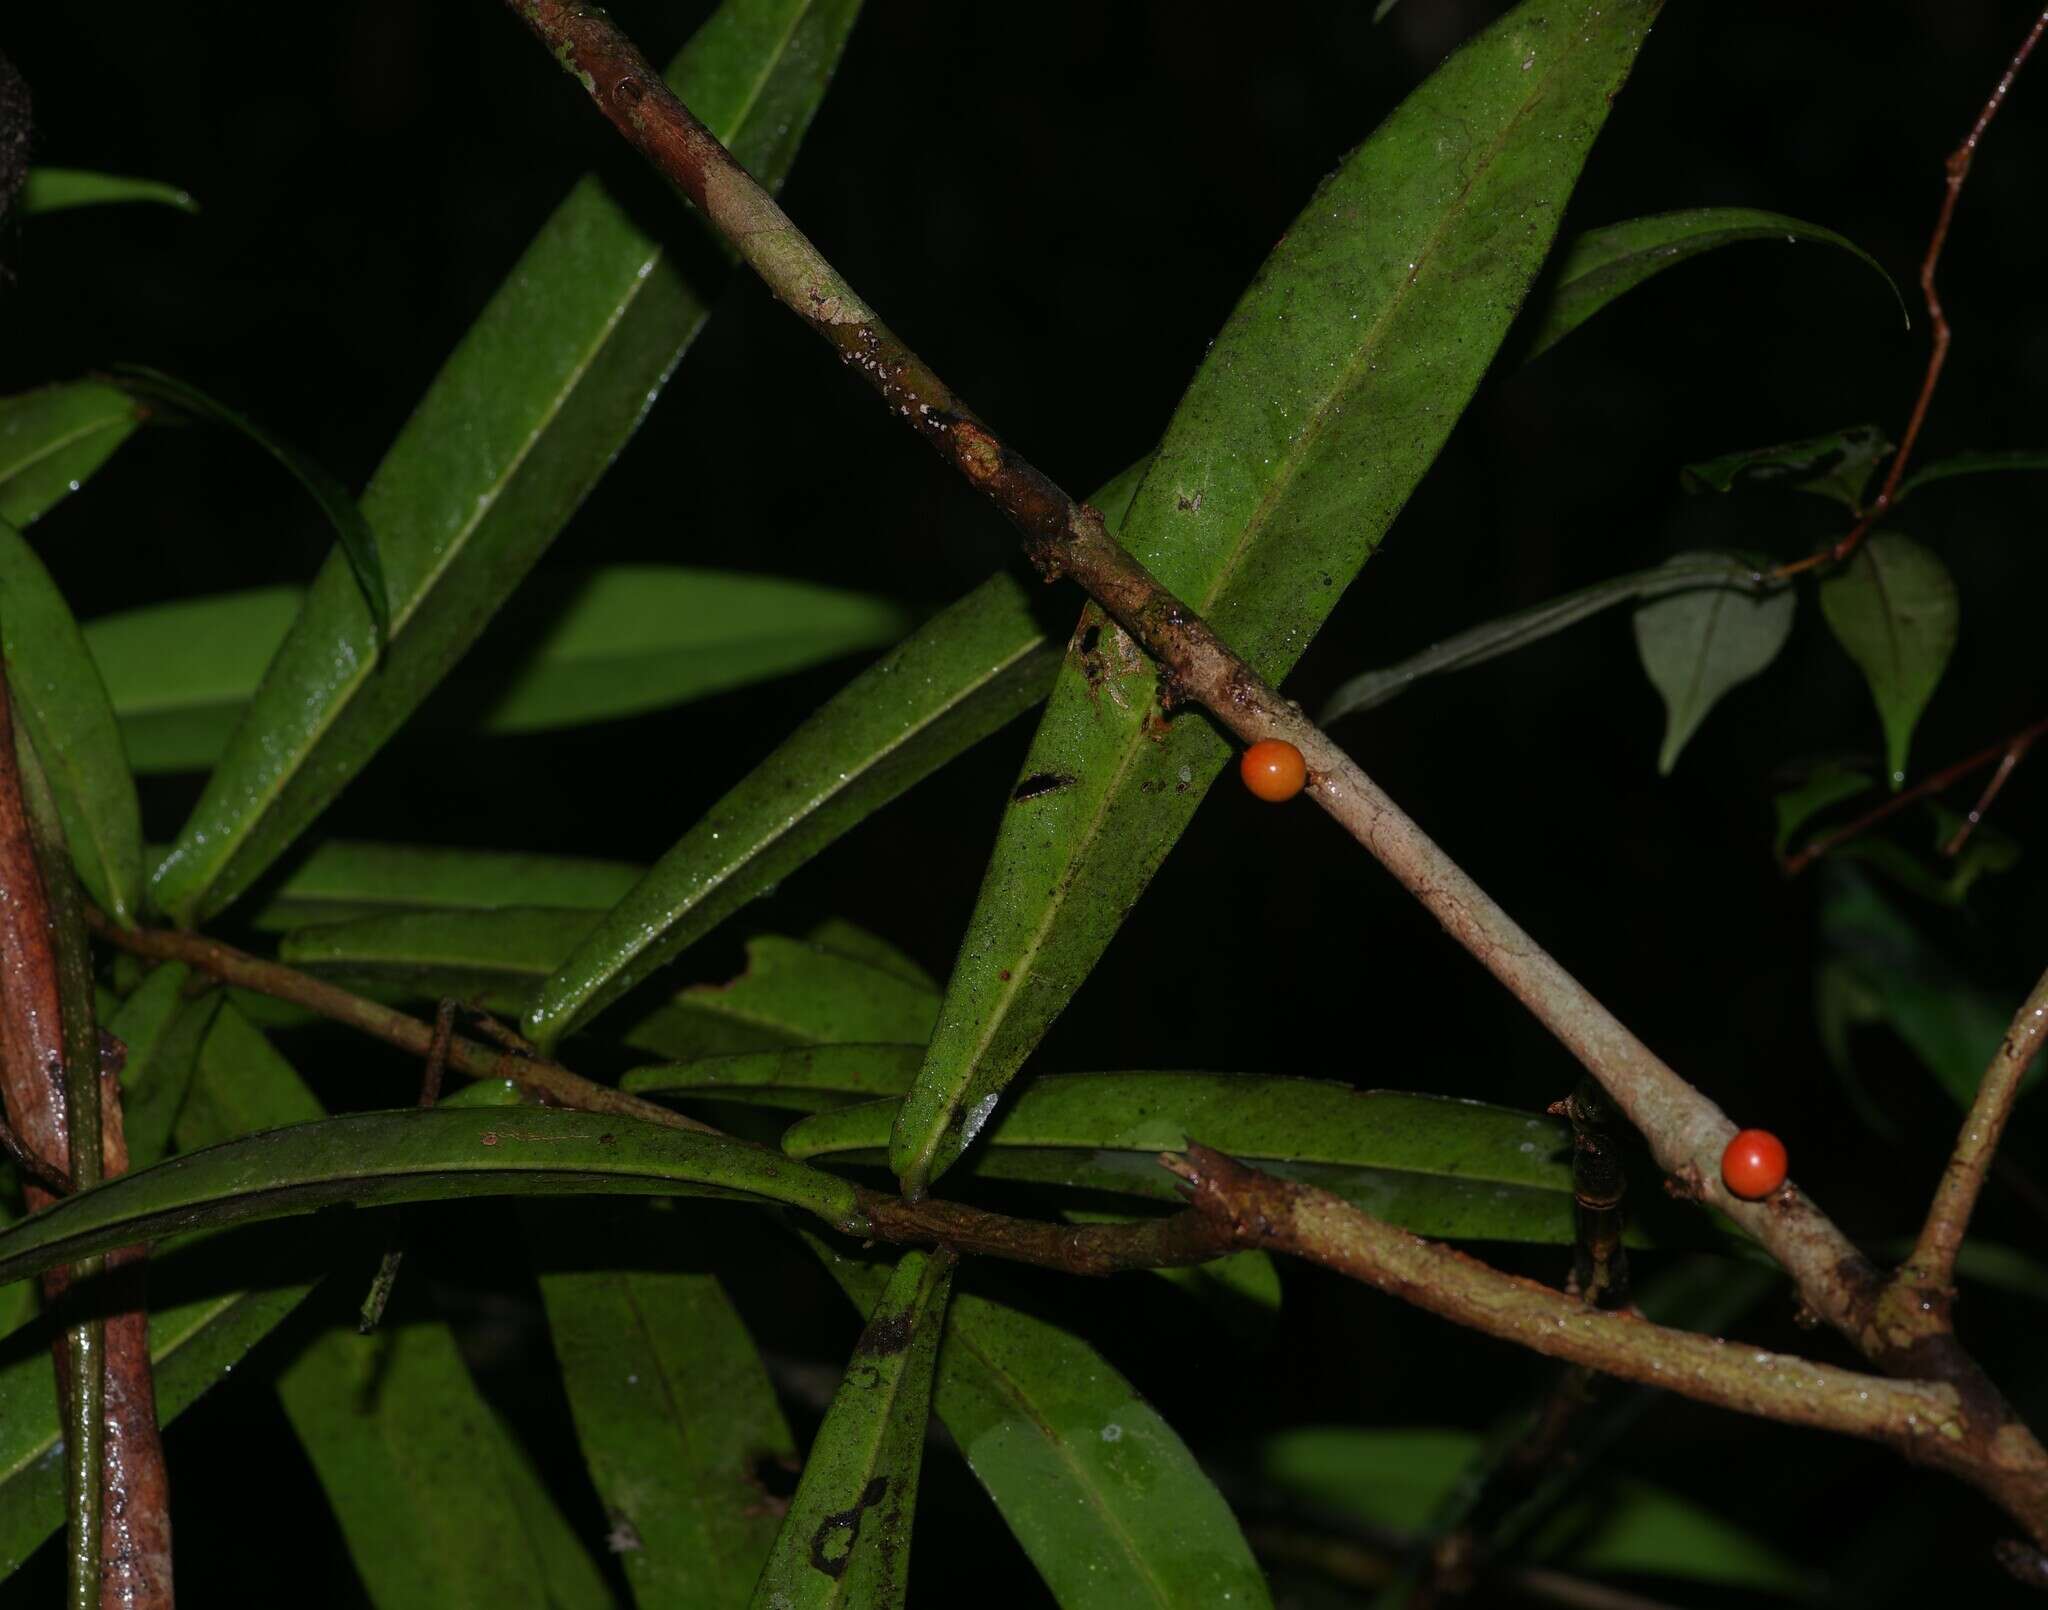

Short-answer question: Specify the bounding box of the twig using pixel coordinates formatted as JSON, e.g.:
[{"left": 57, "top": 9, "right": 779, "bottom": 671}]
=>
[
  {"left": 358, "top": 999, "right": 458, "bottom": 1333},
  {"left": 83, "top": 912, "right": 723, "bottom": 1139},
  {"left": 1776, "top": 6, "right": 2048, "bottom": 578},
  {"left": 1943, "top": 727, "right": 2040, "bottom": 857},
  {"left": 1899, "top": 965, "right": 2048, "bottom": 1303},
  {"left": 1782, "top": 713, "right": 2048, "bottom": 876},
  {"left": 1161, "top": 1143, "right": 2048, "bottom": 1547},
  {"left": 498, "top": 0, "right": 1895, "bottom": 1366},
  {"left": 419, "top": 999, "right": 455, "bottom": 1109}
]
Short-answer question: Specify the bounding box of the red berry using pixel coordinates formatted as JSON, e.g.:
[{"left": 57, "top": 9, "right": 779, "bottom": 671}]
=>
[
  {"left": 1721, "top": 1128, "right": 1788, "bottom": 1199},
  {"left": 1241, "top": 738, "right": 1307, "bottom": 803}
]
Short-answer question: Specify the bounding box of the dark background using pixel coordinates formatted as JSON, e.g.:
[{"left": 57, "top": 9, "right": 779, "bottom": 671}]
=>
[{"left": 4, "top": 1, "right": 2048, "bottom": 1603}]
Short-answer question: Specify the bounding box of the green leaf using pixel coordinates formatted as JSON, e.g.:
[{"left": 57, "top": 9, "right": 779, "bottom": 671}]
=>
[
  {"left": 1681, "top": 424, "right": 1892, "bottom": 509},
  {"left": 244, "top": 839, "right": 646, "bottom": 931},
  {"left": 469, "top": 565, "right": 909, "bottom": 733},
  {"left": 0, "top": 1106, "right": 866, "bottom": 1291},
  {"left": 1896, "top": 449, "right": 2048, "bottom": 500},
  {"left": 1528, "top": 1479, "right": 1810, "bottom": 1592},
  {"left": 752, "top": 1248, "right": 953, "bottom": 1609},
  {"left": 808, "top": 1235, "right": 1272, "bottom": 1610},
  {"left": 1260, "top": 1429, "right": 1806, "bottom": 1592},
  {"left": 149, "top": 0, "right": 864, "bottom": 927},
  {"left": 19, "top": 167, "right": 197, "bottom": 215},
  {"left": 892, "top": 0, "right": 1660, "bottom": 1195},
  {"left": 529, "top": 1205, "right": 795, "bottom": 1608},
  {"left": 89, "top": 567, "right": 897, "bottom": 773},
  {"left": 1817, "top": 868, "right": 2042, "bottom": 1110},
  {"left": 623, "top": 1044, "right": 926, "bottom": 1112},
  {"left": 0, "top": 1237, "right": 316, "bottom": 1580},
  {"left": 1322, "top": 554, "right": 1769, "bottom": 724},
  {"left": 278, "top": 1318, "right": 611, "bottom": 1610},
  {"left": 1522, "top": 207, "right": 1901, "bottom": 359},
  {"left": 1818, "top": 532, "right": 1958, "bottom": 784},
  {"left": 112, "top": 366, "right": 389, "bottom": 643},
  {"left": 281, "top": 914, "right": 939, "bottom": 1056},
  {"left": 175, "top": 1007, "right": 609, "bottom": 1606},
  {"left": 523, "top": 565, "right": 1068, "bottom": 1049},
  {"left": 107, "top": 963, "right": 218, "bottom": 1167},
  {"left": 0, "top": 518, "right": 144, "bottom": 923},
  {"left": 0, "top": 382, "right": 143, "bottom": 527},
  {"left": 83, "top": 587, "right": 303, "bottom": 775},
  {"left": 1823, "top": 802, "right": 2021, "bottom": 910},
  {"left": 1631, "top": 551, "right": 1796, "bottom": 773},
  {"left": 1771, "top": 761, "right": 1872, "bottom": 856},
  {"left": 793, "top": 1074, "right": 1585, "bottom": 1245}
]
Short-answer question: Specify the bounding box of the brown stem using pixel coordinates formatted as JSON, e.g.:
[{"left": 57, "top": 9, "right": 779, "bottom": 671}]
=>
[
  {"left": 1899, "top": 966, "right": 2048, "bottom": 1302},
  {"left": 84, "top": 912, "right": 722, "bottom": 1139},
  {"left": 498, "top": 0, "right": 1895, "bottom": 1371},
  {"left": 1164, "top": 1143, "right": 2048, "bottom": 1547},
  {"left": 1943, "top": 729, "right": 2039, "bottom": 857},
  {"left": 1782, "top": 713, "right": 2048, "bottom": 877},
  {"left": 1774, "top": 7, "right": 2048, "bottom": 578}
]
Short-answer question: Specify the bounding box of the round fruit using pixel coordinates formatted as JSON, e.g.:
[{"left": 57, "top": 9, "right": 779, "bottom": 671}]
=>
[
  {"left": 1240, "top": 738, "right": 1307, "bottom": 803},
  {"left": 1721, "top": 1128, "right": 1788, "bottom": 1199}
]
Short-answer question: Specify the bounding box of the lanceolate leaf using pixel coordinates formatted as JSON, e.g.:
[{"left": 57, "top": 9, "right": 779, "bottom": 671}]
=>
[
  {"left": 522, "top": 457, "right": 1144, "bottom": 1051},
  {"left": 150, "top": 0, "right": 866, "bottom": 926},
  {"left": 107, "top": 962, "right": 217, "bottom": 1168},
  {"left": 245, "top": 839, "right": 645, "bottom": 931},
  {"left": 0, "top": 1107, "right": 866, "bottom": 1290},
  {"left": 808, "top": 1236, "right": 1273, "bottom": 1610},
  {"left": 84, "top": 587, "right": 302, "bottom": 775},
  {"left": 792, "top": 1074, "right": 1585, "bottom": 1244},
  {"left": 466, "top": 565, "right": 909, "bottom": 733},
  {"left": 752, "top": 1248, "right": 953, "bottom": 1609},
  {"left": 530, "top": 1205, "right": 795, "bottom": 1608},
  {"left": 0, "top": 382, "right": 143, "bottom": 527},
  {"left": 0, "top": 1237, "right": 316, "bottom": 1580},
  {"left": 1522, "top": 207, "right": 1901, "bottom": 359},
  {"left": 112, "top": 365, "right": 389, "bottom": 642},
  {"left": 0, "top": 517, "right": 144, "bottom": 922},
  {"left": 622, "top": 1044, "right": 926, "bottom": 1112},
  {"left": 179, "top": 1009, "right": 608, "bottom": 1609},
  {"left": 1322, "top": 554, "right": 1769, "bottom": 724},
  {"left": 1818, "top": 868, "right": 2043, "bottom": 1110},
  {"left": 892, "top": 0, "right": 1661, "bottom": 1194},
  {"left": 88, "top": 566, "right": 903, "bottom": 773},
  {"left": 1259, "top": 1429, "right": 1805, "bottom": 1592},
  {"left": 19, "top": 167, "right": 197, "bottom": 215},
  {"left": 282, "top": 915, "right": 939, "bottom": 1055},
  {"left": 1631, "top": 551, "right": 1796, "bottom": 773},
  {"left": 1896, "top": 449, "right": 2048, "bottom": 499},
  {"left": 1817, "top": 532, "right": 1958, "bottom": 785},
  {"left": 278, "top": 1319, "right": 612, "bottom": 1610}
]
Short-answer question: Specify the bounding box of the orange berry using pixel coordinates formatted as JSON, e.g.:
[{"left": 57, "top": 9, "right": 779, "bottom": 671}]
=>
[
  {"left": 1240, "top": 738, "right": 1307, "bottom": 803},
  {"left": 1721, "top": 1128, "right": 1788, "bottom": 1199}
]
